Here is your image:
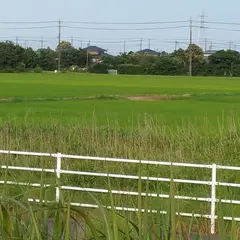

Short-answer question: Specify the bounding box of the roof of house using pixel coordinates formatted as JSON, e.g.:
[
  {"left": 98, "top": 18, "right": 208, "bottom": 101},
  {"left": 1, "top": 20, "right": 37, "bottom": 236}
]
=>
[
  {"left": 83, "top": 46, "right": 107, "bottom": 52},
  {"left": 136, "top": 49, "right": 159, "bottom": 55}
]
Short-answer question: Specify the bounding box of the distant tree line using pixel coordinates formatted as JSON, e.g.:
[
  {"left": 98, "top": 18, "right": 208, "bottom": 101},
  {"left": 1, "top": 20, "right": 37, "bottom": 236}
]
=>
[
  {"left": 94, "top": 44, "right": 240, "bottom": 76},
  {"left": 0, "top": 41, "right": 91, "bottom": 73},
  {"left": 1, "top": 40, "right": 240, "bottom": 76}
]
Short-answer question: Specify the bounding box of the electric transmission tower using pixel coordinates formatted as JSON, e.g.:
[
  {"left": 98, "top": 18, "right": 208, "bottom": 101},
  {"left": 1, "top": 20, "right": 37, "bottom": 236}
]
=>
[{"left": 198, "top": 9, "right": 207, "bottom": 51}]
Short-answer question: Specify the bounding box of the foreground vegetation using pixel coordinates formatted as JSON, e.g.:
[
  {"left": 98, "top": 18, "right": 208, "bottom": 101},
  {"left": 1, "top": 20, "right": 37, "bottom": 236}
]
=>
[
  {"left": 1, "top": 186, "right": 239, "bottom": 239},
  {"left": 1, "top": 73, "right": 240, "bottom": 238},
  {"left": 1, "top": 119, "right": 240, "bottom": 239}
]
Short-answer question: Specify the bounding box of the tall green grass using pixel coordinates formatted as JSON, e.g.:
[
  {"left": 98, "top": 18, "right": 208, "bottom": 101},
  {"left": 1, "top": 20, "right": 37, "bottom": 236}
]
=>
[
  {"left": 1, "top": 117, "right": 240, "bottom": 238},
  {"left": 0, "top": 178, "right": 238, "bottom": 239},
  {"left": 1, "top": 116, "right": 240, "bottom": 168}
]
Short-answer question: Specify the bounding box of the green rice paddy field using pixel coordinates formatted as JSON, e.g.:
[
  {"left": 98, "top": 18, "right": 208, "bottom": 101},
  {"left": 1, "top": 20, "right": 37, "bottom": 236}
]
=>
[
  {"left": 0, "top": 73, "right": 240, "bottom": 127},
  {"left": 2, "top": 73, "right": 240, "bottom": 237}
]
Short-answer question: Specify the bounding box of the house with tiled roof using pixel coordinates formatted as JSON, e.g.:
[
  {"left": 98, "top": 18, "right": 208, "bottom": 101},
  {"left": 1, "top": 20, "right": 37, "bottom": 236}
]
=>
[{"left": 83, "top": 46, "right": 111, "bottom": 62}]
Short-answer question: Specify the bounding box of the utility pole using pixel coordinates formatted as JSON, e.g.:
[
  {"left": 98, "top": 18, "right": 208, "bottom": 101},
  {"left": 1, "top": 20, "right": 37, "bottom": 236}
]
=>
[
  {"left": 229, "top": 41, "right": 233, "bottom": 50},
  {"left": 209, "top": 41, "right": 213, "bottom": 51},
  {"left": 189, "top": 18, "right": 193, "bottom": 77},
  {"left": 40, "top": 36, "right": 44, "bottom": 49},
  {"left": 80, "top": 40, "right": 82, "bottom": 49},
  {"left": 86, "top": 40, "right": 90, "bottom": 69},
  {"left": 140, "top": 38, "right": 143, "bottom": 51},
  {"left": 123, "top": 40, "right": 126, "bottom": 53},
  {"left": 205, "top": 38, "right": 207, "bottom": 52},
  {"left": 71, "top": 36, "right": 73, "bottom": 46},
  {"left": 148, "top": 39, "right": 151, "bottom": 49},
  {"left": 16, "top": 36, "right": 18, "bottom": 45},
  {"left": 58, "top": 19, "right": 61, "bottom": 72},
  {"left": 24, "top": 40, "right": 27, "bottom": 48},
  {"left": 174, "top": 41, "right": 178, "bottom": 51}
]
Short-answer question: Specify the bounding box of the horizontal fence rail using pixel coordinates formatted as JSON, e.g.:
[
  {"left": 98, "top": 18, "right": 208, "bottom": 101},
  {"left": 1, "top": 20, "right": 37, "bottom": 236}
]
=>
[{"left": 1, "top": 149, "right": 240, "bottom": 234}]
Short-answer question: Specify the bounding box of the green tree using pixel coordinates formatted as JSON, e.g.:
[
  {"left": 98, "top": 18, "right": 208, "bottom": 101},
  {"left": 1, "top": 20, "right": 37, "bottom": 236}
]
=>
[
  {"left": 145, "top": 55, "right": 184, "bottom": 75},
  {"left": 23, "top": 47, "right": 38, "bottom": 69},
  {"left": 0, "top": 41, "right": 25, "bottom": 70},
  {"left": 171, "top": 48, "right": 185, "bottom": 69},
  {"left": 36, "top": 48, "right": 57, "bottom": 71},
  {"left": 208, "top": 50, "right": 240, "bottom": 76},
  {"left": 76, "top": 49, "right": 92, "bottom": 68},
  {"left": 56, "top": 41, "right": 91, "bottom": 69},
  {"left": 176, "top": 44, "right": 206, "bottom": 75},
  {"left": 102, "top": 54, "right": 129, "bottom": 68},
  {"left": 56, "top": 41, "right": 72, "bottom": 51}
]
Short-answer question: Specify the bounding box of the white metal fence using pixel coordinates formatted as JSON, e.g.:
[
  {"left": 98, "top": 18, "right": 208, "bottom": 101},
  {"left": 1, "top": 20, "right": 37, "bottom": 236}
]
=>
[{"left": 1, "top": 149, "right": 240, "bottom": 234}]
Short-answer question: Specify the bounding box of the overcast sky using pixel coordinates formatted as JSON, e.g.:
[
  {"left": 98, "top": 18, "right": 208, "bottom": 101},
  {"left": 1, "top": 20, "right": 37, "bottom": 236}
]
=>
[{"left": 1, "top": 0, "right": 240, "bottom": 54}]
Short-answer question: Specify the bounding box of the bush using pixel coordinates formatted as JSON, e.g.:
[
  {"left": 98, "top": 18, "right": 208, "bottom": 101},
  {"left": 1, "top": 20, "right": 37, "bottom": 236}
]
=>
[
  {"left": 69, "top": 65, "right": 80, "bottom": 72},
  {"left": 88, "top": 63, "right": 110, "bottom": 74},
  {"left": 34, "top": 66, "right": 43, "bottom": 73},
  {"left": 0, "top": 68, "right": 15, "bottom": 73},
  {"left": 61, "top": 68, "right": 68, "bottom": 73},
  {"left": 78, "top": 68, "right": 87, "bottom": 73},
  {"left": 16, "top": 62, "right": 26, "bottom": 73},
  {"left": 117, "top": 64, "right": 145, "bottom": 75}
]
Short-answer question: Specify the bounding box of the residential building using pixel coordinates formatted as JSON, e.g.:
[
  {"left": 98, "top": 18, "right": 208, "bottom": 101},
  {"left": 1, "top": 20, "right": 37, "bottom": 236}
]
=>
[{"left": 83, "top": 46, "right": 110, "bottom": 62}]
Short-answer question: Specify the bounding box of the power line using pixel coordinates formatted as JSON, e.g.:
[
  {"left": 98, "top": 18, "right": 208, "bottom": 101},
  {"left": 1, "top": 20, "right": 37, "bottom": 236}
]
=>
[
  {"left": 196, "top": 21, "right": 240, "bottom": 26},
  {"left": 68, "top": 38, "right": 190, "bottom": 45},
  {"left": 67, "top": 36, "right": 152, "bottom": 41},
  {"left": 2, "top": 18, "right": 240, "bottom": 54},
  {"left": 0, "top": 21, "right": 58, "bottom": 24},
  {"left": 0, "top": 36, "right": 56, "bottom": 40},
  {"left": 1, "top": 36, "right": 240, "bottom": 44},
  {"left": 17, "top": 39, "right": 47, "bottom": 43},
  {"left": 67, "top": 39, "right": 141, "bottom": 44},
  {"left": 3, "top": 19, "right": 240, "bottom": 26},
  {"left": 194, "top": 26, "right": 240, "bottom": 32},
  {"left": 62, "top": 25, "right": 189, "bottom": 31},
  {"left": 64, "top": 20, "right": 189, "bottom": 25},
  {"left": 0, "top": 26, "right": 58, "bottom": 30},
  {"left": 0, "top": 35, "right": 236, "bottom": 50},
  {"left": 65, "top": 36, "right": 196, "bottom": 42},
  {"left": 1, "top": 19, "right": 240, "bottom": 27}
]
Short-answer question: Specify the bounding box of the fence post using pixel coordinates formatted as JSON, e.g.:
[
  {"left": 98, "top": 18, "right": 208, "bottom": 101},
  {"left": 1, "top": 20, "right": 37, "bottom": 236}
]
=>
[
  {"left": 56, "top": 152, "right": 62, "bottom": 202},
  {"left": 210, "top": 164, "right": 217, "bottom": 234}
]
